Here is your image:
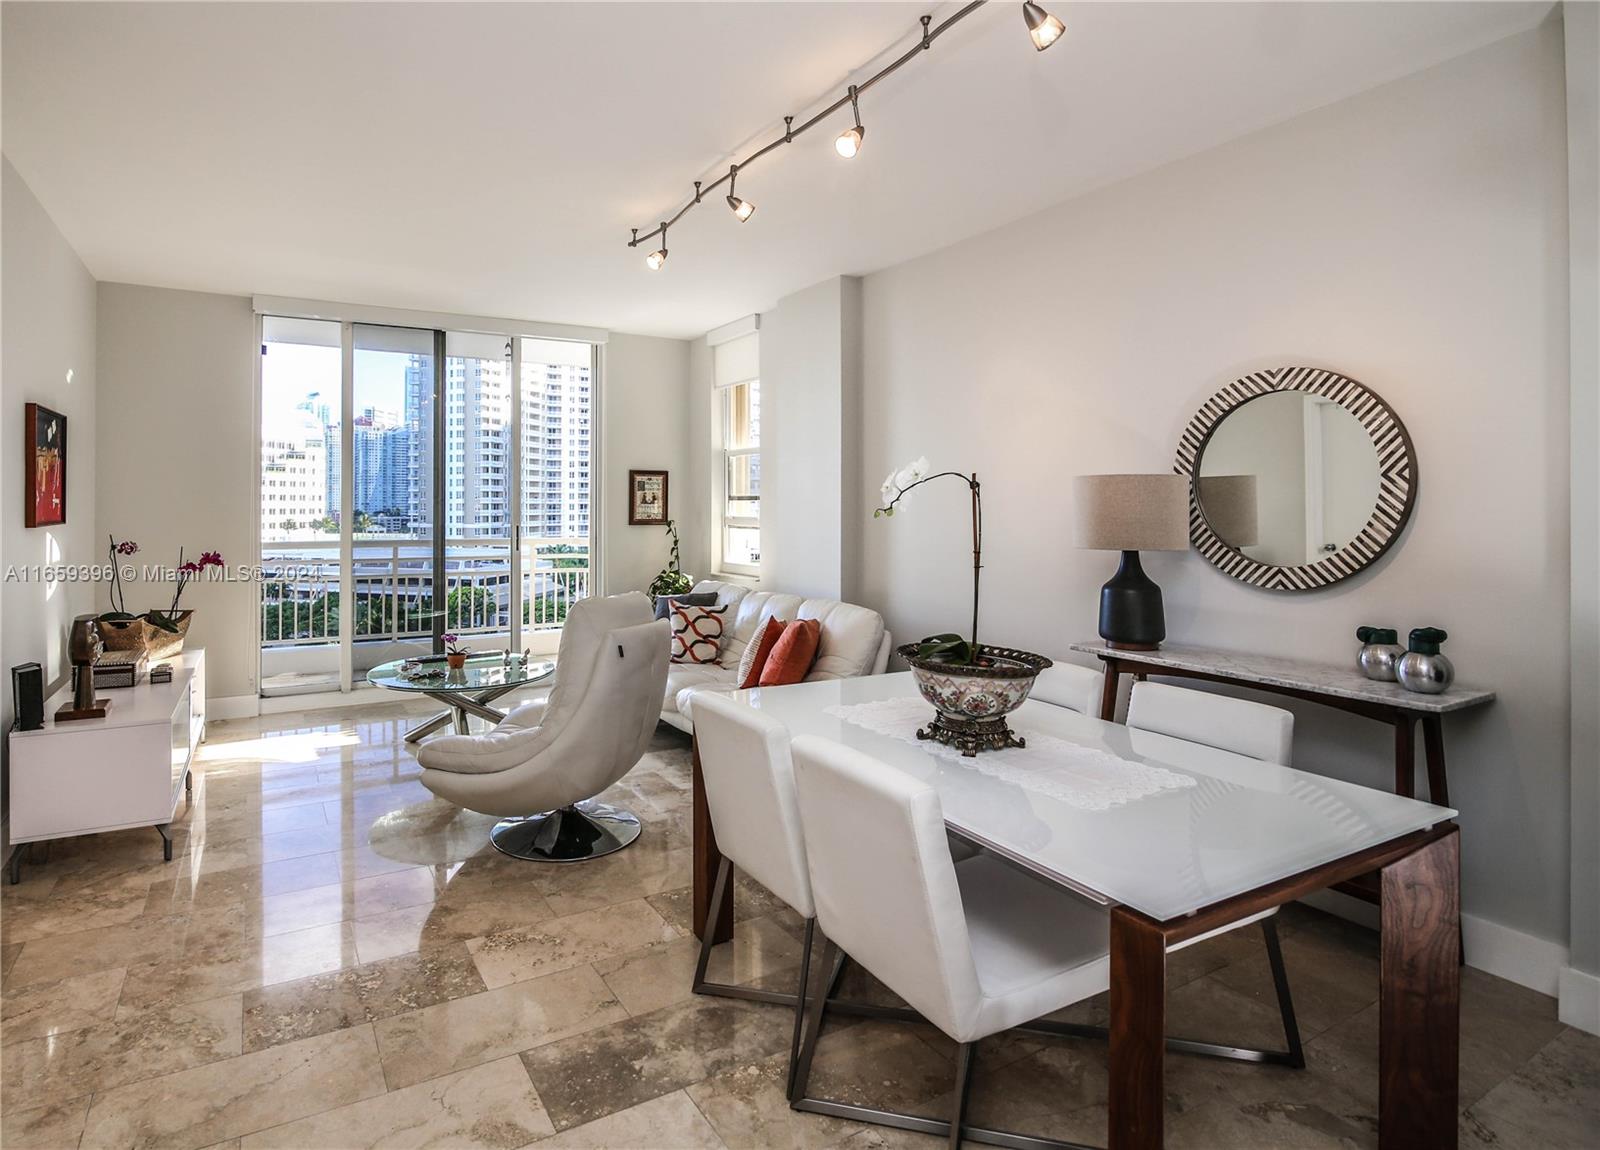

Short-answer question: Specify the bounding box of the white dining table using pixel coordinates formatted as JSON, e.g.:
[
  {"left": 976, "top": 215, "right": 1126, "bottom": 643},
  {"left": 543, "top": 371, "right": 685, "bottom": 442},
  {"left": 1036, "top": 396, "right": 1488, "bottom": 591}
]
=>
[{"left": 689, "top": 672, "right": 1462, "bottom": 1150}]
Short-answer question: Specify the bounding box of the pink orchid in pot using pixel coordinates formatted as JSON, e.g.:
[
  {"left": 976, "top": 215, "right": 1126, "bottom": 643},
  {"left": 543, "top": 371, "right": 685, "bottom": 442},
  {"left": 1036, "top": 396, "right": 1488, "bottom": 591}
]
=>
[
  {"left": 99, "top": 539, "right": 223, "bottom": 661},
  {"left": 443, "top": 634, "right": 471, "bottom": 670},
  {"left": 875, "top": 459, "right": 1051, "bottom": 756}
]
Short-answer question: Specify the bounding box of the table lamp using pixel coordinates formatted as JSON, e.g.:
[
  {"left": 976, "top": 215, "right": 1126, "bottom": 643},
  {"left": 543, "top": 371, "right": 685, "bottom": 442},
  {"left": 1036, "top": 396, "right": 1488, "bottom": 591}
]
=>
[
  {"left": 1197, "top": 474, "right": 1259, "bottom": 550},
  {"left": 1074, "top": 474, "right": 1190, "bottom": 650}
]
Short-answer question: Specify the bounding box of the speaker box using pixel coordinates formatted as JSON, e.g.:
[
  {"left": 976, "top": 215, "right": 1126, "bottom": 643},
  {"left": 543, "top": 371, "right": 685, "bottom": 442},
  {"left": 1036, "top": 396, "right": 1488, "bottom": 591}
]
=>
[{"left": 12, "top": 662, "right": 44, "bottom": 731}]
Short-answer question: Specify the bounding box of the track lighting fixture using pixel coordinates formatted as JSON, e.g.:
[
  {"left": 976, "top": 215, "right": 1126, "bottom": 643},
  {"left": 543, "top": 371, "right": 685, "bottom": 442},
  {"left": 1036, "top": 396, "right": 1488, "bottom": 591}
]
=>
[
  {"left": 628, "top": 1, "right": 1066, "bottom": 267},
  {"left": 725, "top": 166, "right": 755, "bottom": 222},
  {"left": 1022, "top": 1, "right": 1065, "bottom": 51},
  {"left": 834, "top": 86, "right": 865, "bottom": 159}
]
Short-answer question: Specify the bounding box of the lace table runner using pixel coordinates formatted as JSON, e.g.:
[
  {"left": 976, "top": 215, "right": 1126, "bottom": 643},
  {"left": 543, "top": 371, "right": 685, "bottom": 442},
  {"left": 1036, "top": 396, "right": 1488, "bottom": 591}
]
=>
[{"left": 823, "top": 696, "right": 1197, "bottom": 812}]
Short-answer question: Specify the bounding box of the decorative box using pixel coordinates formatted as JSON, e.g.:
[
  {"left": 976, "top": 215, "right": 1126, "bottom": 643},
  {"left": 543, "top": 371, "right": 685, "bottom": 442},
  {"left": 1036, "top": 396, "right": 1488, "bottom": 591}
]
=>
[
  {"left": 149, "top": 663, "right": 174, "bottom": 684},
  {"left": 94, "top": 649, "right": 146, "bottom": 690}
]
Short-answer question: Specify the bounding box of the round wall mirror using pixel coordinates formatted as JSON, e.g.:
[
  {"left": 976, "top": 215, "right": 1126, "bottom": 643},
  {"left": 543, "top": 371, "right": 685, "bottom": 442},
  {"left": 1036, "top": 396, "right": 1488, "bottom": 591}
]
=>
[{"left": 1174, "top": 367, "right": 1416, "bottom": 590}]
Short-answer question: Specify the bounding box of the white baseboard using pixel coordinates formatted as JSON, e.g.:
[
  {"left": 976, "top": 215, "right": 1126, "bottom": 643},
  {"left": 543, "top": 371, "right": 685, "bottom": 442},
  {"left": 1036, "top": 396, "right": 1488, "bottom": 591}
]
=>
[
  {"left": 1462, "top": 913, "right": 1568, "bottom": 997},
  {"left": 1298, "top": 889, "right": 1568, "bottom": 998},
  {"left": 207, "top": 694, "right": 261, "bottom": 721},
  {"left": 1559, "top": 965, "right": 1600, "bottom": 1035}
]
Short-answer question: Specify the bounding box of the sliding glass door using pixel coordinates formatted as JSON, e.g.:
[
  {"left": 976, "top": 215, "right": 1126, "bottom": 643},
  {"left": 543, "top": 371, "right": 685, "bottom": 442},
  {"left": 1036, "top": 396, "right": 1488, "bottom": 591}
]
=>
[{"left": 258, "top": 316, "right": 595, "bottom": 696}]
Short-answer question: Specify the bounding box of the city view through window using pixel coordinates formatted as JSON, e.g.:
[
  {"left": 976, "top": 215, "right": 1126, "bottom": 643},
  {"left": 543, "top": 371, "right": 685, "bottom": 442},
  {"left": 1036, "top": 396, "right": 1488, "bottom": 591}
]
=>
[{"left": 259, "top": 318, "right": 593, "bottom": 693}]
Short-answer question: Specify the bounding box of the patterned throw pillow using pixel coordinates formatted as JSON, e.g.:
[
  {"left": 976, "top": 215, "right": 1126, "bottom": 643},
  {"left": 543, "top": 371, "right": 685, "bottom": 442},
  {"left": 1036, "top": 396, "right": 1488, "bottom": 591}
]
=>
[
  {"left": 736, "top": 617, "right": 788, "bottom": 689},
  {"left": 669, "top": 603, "right": 727, "bottom": 665}
]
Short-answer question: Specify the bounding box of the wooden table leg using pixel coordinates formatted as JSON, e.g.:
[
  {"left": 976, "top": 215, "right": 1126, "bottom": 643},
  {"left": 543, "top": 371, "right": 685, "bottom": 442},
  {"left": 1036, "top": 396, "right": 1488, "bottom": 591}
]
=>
[
  {"left": 1393, "top": 713, "right": 1416, "bottom": 798},
  {"left": 1379, "top": 826, "right": 1460, "bottom": 1148},
  {"left": 1099, "top": 659, "right": 1121, "bottom": 723},
  {"left": 1109, "top": 907, "right": 1166, "bottom": 1150},
  {"left": 691, "top": 734, "right": 733, "bottom": 944},
  {"left": 1421, "top": 715, "right": 1449, "bottom": 807}
]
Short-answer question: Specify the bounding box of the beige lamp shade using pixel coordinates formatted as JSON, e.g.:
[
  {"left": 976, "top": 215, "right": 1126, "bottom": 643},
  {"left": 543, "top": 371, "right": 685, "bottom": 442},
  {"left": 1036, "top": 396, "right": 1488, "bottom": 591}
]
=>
[
  {"left": 1074, "top": 474, "right": 1190, "bottom": 552},
  {"left": 1196, "top": 474, "right": 1259, "bottom": 548}
]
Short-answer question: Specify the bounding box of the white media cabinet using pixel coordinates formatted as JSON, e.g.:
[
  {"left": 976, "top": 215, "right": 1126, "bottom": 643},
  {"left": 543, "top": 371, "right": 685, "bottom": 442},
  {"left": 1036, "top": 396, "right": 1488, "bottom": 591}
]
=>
[{"left": 6, "top": 648, "right": 206, "bottom": 882}]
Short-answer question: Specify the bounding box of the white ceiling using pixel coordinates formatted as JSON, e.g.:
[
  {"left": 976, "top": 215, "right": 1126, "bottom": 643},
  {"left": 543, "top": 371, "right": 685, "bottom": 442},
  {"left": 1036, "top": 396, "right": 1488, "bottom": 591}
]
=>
[{"left": 2, "top": 1, "right": 1547, "bottom": 339}]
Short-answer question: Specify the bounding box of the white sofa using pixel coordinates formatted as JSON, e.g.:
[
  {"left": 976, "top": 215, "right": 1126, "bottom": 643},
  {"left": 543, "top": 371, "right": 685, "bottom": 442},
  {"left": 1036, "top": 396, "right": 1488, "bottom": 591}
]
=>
[{"left": 659, "top": 579, "right": 892, "bottom": 733}]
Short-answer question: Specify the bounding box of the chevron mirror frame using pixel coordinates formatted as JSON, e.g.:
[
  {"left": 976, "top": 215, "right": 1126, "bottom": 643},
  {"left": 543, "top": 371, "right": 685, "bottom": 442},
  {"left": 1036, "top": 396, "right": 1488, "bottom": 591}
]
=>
[{"left": 1175, "top": 366, "right": 1418, "bottom": 591}]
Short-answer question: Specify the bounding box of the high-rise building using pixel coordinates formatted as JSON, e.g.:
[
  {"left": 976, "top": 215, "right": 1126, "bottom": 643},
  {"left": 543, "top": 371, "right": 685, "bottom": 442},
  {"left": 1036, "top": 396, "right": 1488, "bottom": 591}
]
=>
[
  {"left": 260, "top": 412, "right": 328, "bottom": 539},
  {"left": 400, "top": 351, "right": 591, "bottom": 542}
]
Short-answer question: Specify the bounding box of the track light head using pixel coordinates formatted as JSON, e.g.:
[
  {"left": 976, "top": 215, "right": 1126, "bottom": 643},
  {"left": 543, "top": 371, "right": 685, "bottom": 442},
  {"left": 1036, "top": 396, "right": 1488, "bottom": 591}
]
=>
[
  {"left": 725, "top": 167, "right": 755, "bottom": 222},
  {"left": 1022, "top": 1, "right": 1065, "bottom": 51},
  {"left": 836, "top": 85, "right": 865, "bottom": 159},
  {"left": 646, "top": 223, "right": 668, "bottom": 269}
]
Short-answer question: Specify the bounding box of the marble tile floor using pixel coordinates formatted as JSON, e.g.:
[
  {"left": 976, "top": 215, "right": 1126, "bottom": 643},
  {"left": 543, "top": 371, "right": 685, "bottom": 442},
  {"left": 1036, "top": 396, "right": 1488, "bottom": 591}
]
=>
[{"left": 1, "top": 697, "right": 1595, "bottom": 1149}]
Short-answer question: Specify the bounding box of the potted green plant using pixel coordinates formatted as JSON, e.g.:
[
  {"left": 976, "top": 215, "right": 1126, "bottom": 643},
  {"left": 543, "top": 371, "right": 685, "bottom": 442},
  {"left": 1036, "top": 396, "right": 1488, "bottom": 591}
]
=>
[
  {"left": 876, "top": 459, "right": 1051, "bottom": 756},
  {"left": 646, "top": 519, "right": 693, "bottom": 603},
  {"left": 443, "top": 633, "right": 470, "bottom": 670}
]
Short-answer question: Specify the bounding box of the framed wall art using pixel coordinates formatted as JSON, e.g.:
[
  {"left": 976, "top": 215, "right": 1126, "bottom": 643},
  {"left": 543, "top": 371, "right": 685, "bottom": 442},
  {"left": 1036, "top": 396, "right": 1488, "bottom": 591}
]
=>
[
  {"left": 25, "top": 403, "right": 67, "bottom": 527},
  {"left": 628, "top": 469, "right": 669, "bottom": 526}
]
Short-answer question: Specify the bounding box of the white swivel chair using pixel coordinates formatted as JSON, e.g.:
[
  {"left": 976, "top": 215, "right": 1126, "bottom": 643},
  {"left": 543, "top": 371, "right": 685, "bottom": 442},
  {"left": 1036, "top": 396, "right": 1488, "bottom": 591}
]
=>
[
  {"left": 1030, "top": 662, "right": 1105, "bottom": 716},
  {"left": 1125, "top": 679, "right": 1304, "bottom": 1068},
  {"left": 790, "top": 735, "right": 1111, "bottom": 1150},
  {"left": 416, "top": 592, "right": 670, "bottom": 862},
  {"left": 689, "top": 691, "right": 820, "bottom": 1099}
]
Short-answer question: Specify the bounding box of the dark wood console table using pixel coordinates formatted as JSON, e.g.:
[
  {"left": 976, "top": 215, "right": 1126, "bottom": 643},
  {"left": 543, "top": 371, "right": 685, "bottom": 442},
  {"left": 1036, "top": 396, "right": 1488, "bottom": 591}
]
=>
[{"left": 1070, "top": 641, "right": 1495, "bottom": 806}]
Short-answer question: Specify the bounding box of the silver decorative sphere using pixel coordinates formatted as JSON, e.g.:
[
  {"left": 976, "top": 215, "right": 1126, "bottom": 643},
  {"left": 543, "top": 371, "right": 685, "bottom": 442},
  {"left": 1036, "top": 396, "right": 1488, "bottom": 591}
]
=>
[
  {"left": 1357, "top": 644, "right": 1404, "bottom": 682},
  {"left": 1397, "top": 651, "right": 1454, "bottom": 695}
]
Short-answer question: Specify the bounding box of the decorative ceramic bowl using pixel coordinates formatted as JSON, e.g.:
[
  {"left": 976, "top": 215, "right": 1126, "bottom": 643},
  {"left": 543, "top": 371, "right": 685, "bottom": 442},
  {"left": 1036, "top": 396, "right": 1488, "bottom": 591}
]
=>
[{"left": 898, "top": 643, "right": 1053, "bottom": 757}]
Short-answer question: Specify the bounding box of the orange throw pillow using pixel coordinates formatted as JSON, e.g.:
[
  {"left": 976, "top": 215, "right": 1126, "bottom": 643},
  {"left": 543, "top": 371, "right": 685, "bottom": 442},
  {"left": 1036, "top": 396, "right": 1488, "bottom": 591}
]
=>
[
  {"left": 737, "top": 617, "right": 788, "bottom": 689},
  {"left": 759, "top": 618, "right": 821, "bottom": 687}
]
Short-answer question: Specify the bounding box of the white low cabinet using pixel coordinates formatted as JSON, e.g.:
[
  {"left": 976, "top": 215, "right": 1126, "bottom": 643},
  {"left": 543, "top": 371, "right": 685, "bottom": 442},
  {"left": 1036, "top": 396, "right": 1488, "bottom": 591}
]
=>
[{"left": 6, "top": 648, "right": 206, "bottom": 882}]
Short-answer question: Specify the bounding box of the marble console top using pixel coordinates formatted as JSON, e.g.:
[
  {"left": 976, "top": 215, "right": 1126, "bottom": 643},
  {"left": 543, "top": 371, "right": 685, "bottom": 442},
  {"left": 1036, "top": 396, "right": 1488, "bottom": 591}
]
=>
[{"left": 1069, "top": 641, "right": 1495, "bottom": 714}]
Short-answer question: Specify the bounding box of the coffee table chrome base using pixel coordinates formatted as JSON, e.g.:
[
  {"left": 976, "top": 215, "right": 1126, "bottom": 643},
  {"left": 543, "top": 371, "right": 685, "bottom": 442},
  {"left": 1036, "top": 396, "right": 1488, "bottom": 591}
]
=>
[
  {"left": 491, "top": 801, "right": 641, "bottom": 862},
  {"left": 403, "top": 684, "right": 522, "bottom": 744}
]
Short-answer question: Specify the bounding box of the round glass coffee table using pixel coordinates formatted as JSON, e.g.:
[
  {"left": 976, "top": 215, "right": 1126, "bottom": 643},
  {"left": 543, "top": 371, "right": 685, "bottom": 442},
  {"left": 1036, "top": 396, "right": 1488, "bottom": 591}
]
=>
[{"left": 367, "top": 655, "right": 555, "bottom": 744}]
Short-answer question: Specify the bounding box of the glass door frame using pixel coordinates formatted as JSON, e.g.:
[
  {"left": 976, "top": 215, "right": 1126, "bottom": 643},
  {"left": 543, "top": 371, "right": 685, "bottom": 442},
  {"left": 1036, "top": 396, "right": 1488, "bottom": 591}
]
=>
[{"left": 253, "top": 297, "right": 605, "bottom": 698}]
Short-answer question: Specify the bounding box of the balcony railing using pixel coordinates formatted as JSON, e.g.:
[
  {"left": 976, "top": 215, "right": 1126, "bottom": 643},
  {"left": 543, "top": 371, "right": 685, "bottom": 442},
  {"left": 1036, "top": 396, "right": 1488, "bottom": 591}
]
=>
[{"left": 260, "top": 537, "right": 590, "bottom": 648}]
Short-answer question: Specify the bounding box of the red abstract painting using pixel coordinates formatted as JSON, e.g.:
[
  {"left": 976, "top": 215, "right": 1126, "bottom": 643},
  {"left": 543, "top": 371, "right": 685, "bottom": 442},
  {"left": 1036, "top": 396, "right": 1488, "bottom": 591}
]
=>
[{"left": 25, "top": 403, "right": 66, "bottom": 527}]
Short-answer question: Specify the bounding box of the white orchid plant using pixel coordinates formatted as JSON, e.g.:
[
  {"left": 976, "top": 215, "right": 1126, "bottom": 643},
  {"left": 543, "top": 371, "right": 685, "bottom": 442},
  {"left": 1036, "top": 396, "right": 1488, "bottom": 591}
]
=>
[{"left": 874, "top": 458, "right": 985, "bottom": 666}]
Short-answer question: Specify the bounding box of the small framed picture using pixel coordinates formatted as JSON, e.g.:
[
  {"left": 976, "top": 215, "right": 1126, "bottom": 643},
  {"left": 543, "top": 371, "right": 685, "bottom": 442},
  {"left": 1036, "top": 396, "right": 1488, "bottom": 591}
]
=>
[
  {"left": 628, "top": 469, "right": 669, "bottom": 526},
  {"left": 25, "top": 403, "right": 67, "bottom": 527}
]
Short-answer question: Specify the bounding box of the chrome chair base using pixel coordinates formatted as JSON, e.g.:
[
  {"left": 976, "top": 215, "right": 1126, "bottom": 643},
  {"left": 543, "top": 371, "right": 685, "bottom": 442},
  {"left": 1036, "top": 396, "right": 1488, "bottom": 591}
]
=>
[{"left": 491, "top": 800, "right": 641, "bottom": 862}]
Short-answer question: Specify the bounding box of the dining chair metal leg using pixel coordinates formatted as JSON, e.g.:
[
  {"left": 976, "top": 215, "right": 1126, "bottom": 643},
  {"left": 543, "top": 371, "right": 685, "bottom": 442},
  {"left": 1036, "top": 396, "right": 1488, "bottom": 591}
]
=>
[
  {"left": 1262, "top": 917, "right": 1305, "bottom": 1068},
  {"left": 786, "top": 918, "right": 817, "bottom": 1102},
  {"left": 950, "top": 1042, "right": 975, "bottom": 1150},
  {"left": 692, "top": 856, "right": 802, "bottom": 1007},
  {"left": 790, "top": 939, "right": 1096, "bottom": 1150}
]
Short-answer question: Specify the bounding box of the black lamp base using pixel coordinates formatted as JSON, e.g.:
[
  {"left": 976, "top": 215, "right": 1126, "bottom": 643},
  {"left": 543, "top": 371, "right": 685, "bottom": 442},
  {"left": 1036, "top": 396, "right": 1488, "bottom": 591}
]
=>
[{"left": 1099, "top": 550, "right": 1166, "bottom": 650}]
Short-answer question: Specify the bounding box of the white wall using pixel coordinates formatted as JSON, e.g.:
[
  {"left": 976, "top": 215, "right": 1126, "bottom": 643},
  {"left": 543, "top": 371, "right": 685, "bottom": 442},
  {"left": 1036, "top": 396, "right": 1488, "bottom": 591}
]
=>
[
  {"left": 759, "top": 275, "right": 862, "bottom": 601},
  {"left": 1563, "top": 0, "right": 1600, "bottom": 1033},
  {"left": 600, "top": 332, "right": 694, "bottom": 597},
  {"left": 96, "top": 283, "right": 257, "bottom": 701},
  {"left": 856, "top": 25, "right": 1573, "bottom": 976},
  {"left": 1, "top": 155, "right": 98, "bottom": 738}
]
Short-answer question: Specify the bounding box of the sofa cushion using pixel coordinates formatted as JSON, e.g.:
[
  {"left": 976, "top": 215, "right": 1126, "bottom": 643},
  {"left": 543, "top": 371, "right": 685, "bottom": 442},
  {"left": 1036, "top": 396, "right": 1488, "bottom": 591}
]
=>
[
  {"left": 736, "top": 616, "right": 788, "bottom": 689},
  {"left": 719, "top": 591, "right": 804, "bottom": 671},
  {"left": 662, "top": 663, "right": 734, "bottom": 714},
  {"left": 799, "top": 599, "right": 887, "bottom": 681},
  {"left": 760, "top": 618, "right": 821, "bottom": 687},
  {"left": 653, "top": 592, "right": 718, "bottom": 620},
  {"left": 669, "top": 603, "right": 727, "bottom": 665}
]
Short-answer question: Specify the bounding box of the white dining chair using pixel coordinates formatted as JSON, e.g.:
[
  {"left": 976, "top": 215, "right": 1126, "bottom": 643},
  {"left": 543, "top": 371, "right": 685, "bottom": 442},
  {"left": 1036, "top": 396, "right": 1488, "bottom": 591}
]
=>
[
  {"left": 1126, "top": 679, "right": 1294, "bottom": 764},
  {"left": 1125, "top": 679, "right": 1305, "bottom": 1069},
  {"left": 689, "top": 691, "right": 821, "bottom": 1100},
  {"left": 789, "top": 734, "right": 1111, "bottom": 1150},
  {"left": 1029, "top": 661, "right": 1104, "bottom": 716}
]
